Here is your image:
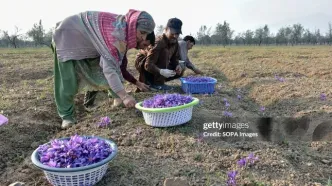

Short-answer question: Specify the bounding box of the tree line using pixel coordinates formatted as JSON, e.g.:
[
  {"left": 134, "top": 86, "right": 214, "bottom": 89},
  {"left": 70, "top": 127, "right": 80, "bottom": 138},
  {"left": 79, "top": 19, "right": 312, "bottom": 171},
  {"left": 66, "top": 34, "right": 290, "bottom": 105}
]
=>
[
  {"left": 192, "top": 21, "right": 332, "bottom": 46},
  {"left": 1, "top": 20, "right": 332, "bottom": 48}
]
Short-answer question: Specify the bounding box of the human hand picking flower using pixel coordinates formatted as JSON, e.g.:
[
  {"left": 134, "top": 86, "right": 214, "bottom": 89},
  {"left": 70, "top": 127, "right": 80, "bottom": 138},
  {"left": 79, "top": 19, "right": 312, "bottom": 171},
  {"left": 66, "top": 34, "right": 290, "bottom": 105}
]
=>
[
  {"left": 175, "top": 64, "right": 182, "bottom": 75},
  {"left": 135, "top": 81, "right": 150, "bottom": 92},
  {"left": 122, "top": 94, "right": 136, "bottom": 108}
]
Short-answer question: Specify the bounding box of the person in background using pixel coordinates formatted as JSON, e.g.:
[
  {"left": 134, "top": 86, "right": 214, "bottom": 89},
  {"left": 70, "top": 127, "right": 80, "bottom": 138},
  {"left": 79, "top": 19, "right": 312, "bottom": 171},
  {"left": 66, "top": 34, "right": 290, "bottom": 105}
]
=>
[
  {"left": 52, "top": 9, "right": 155, "bottom": 129},
  {"left": 134, "top": 18, "right": 184, "bottom": 91},
  {"left": 178, "top": 35, "right": 203, "bottom": 74}
]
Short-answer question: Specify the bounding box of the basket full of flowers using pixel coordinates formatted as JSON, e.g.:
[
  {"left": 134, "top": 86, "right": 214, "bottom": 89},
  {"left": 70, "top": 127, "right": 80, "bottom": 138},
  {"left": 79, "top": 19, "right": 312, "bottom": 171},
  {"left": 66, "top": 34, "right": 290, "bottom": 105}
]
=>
[
  {"left": 135, "top": 93, "right": 199, "bottom": 127},
  {"left": 180, "top": 76, "right": 217, "bottom": 94},
  {"left": 31, "top": 135, "right": 118, "bottom": 186}
]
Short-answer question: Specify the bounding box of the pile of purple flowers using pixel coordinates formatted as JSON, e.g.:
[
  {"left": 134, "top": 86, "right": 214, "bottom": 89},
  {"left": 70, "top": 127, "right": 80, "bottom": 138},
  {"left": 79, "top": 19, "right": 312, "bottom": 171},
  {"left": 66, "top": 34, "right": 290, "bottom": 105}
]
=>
[
  {"left": 142, "top": 93, "right": 193, "bottom": 108},
  {"left": 37, "top": 135, "right": 113, "bottom": 168},
  {"left": 183, "top": 76, "right": 215, "bottom": 83}
]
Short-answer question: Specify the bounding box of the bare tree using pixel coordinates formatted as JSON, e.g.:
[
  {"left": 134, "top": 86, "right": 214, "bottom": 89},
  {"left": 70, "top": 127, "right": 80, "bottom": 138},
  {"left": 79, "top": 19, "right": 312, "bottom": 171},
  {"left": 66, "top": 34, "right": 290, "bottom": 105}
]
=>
[
  {"left": 327, "top": 22, "right": 332, "bottom": 45},
  {"left": 215, "top": 21, "right": 233, "bottom": 47},
  {"left": 197, "top": 25, "right": 211, "bottom": 45},
  {"left": 291, "top": 24, "right": 304, "bottom": 45},
  {"left": 27, "top": 20, "right": 54, "bottom": 48},
  {"left": 263, "top": 25, "right": 270, "bottom": 45},
  {"left": 244, "top": 30, "right": 254, "bottom": 45},
  {"left": 254, "top": 27, "right": 264, "bottom": 46},
  {"left": 1, "top": 26, "right": 22, "bottom": 48}
]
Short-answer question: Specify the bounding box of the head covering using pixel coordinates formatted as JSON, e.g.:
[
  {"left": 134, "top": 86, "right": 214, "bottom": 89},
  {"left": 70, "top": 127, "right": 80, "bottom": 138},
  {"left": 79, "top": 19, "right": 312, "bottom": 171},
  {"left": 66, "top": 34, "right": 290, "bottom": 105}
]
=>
[
  {"left": 136, "top": 11, "right": 156, "bottom": 33},
  {"left": 125, "top": 9, "right": 141, "bottom": 49},
  {"left": 166, "top": 18, "right": 182, "bottom": 34}
]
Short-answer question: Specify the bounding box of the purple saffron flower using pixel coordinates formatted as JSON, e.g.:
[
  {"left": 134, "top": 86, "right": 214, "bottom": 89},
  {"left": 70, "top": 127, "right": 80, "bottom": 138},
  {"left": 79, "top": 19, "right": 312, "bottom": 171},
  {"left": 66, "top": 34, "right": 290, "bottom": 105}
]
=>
[
  {"left": 320, "top": 93, "right": 327, "bottom": 101},
  {"left": 237, "top": 95, "right": 241, "bottom": 100},
  {"left": 225, "top": 102, "right": 230, "bottom": 107},
  {"left": 223, "top": 111, "right": 233, "bottom": 117},
  {"left": 223, "top": 98, "right": 228, "bottom": 102},
  {"left": 0, "top": 114, "right": 8, "bottom": 126},
  {"left": 246, "top": 153, "right": 259, "bottom": 165},
  {"left": 227, "top": 170, "right": 237, "bottom": 186},
  {"left": 97, "top": 116, "right": 111, "bottom": 127},
  {"left": 237, "top": 158, "right": 246, "bottom": 168},
  {"left": 260, "top": 106, "right": 265, "bottom": 112},
  {"left": 275, "top": 75, "right": 285, "bottom": 82}
]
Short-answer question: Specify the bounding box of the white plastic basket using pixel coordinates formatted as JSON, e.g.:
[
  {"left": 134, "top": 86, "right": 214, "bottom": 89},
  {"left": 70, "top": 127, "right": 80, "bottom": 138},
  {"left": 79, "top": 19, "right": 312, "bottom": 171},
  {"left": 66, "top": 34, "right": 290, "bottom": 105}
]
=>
[
  {"left": 43, "top": 163, "right": 109, "bottom": 186},
  {"left": 31, "top": 136, "right": 118, "bottom": 186},
  {"left": 135, "top": 98, "right": 199, "bottom": 127}
]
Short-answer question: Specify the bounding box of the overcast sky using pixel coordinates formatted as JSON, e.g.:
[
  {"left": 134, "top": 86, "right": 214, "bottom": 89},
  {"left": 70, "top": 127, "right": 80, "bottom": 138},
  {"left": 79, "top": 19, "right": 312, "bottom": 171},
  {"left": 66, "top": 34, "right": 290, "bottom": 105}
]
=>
[{"left": 1, "top": 0, "right": 331, "bottom": 36}]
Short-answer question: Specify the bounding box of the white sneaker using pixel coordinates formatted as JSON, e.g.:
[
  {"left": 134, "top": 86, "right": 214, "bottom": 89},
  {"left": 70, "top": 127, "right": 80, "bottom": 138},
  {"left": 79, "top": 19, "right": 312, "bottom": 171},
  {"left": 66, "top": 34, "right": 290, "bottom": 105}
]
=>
[{"left": 61, "top": 119, "right": 75, "bottom": 129}]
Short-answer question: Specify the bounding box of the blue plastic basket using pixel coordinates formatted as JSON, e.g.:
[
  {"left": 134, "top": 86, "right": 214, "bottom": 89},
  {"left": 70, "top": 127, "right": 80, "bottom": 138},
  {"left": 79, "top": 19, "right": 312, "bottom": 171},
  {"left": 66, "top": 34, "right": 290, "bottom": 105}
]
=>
[{"left": 180, "top": 77, "right": 217, "bottom": 94}]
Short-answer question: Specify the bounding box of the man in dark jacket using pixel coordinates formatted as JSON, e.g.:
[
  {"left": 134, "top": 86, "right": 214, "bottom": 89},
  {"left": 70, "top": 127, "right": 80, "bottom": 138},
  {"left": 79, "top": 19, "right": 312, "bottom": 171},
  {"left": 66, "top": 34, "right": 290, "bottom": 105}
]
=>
[{"left": 135, "top": 18, "right": 184, "bottom": 91}]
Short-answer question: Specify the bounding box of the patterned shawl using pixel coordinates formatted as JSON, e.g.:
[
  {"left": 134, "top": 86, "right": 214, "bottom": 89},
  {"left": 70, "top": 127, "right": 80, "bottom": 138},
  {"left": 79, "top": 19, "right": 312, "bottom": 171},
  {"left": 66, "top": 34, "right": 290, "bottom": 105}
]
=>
[{"left": 78, "top": 9, "right": 141, "bottom": 81}]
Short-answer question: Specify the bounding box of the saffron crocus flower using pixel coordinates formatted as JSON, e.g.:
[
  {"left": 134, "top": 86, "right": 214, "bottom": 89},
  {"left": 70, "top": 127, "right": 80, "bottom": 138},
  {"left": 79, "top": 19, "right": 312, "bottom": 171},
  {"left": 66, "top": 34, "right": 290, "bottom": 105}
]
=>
[
  {"left": 320, "top": 93, "right": 327, "bottom": 101},
  {"left": 227, "top": 170, "right": 237, "bottom": 186},
  {"left": 237, "top": 158, "right": 247, "bottom": 168},
  {"left": 237, "top": 95, "right": 241, "bottom": 100},
  {"left": 97, "top": 116, "right": 111, "bottom": 127},
  {"left": 246, "top": 153, "right": 259, "bottom": 165},
  {"left": 225, "top": 102, "right": 230, "bottom": 107},
  {"left": 224, "top": 111, "right": 233, "bottom": 117},
  {"left": 275, "top": 75, "right": 285, "bottom": 82},
  {"left": 260, "top": 106, "right": 265, "bottom": 112},
  {"left": 0, "top": 114, "right": 8, "bottom": 126}
]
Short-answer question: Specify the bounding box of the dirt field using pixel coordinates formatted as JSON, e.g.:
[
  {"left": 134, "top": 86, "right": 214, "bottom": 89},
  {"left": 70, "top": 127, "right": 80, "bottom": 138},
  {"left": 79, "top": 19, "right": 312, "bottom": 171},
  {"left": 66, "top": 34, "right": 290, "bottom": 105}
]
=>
[{"left": 0, "top": 46, "right": 331, "bottom": 186}]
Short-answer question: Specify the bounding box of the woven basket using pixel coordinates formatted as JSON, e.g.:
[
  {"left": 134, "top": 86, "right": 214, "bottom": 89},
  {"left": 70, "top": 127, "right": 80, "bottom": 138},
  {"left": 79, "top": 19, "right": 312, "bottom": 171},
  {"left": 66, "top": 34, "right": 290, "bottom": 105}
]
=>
[
  {"left": 135, "top": 98, "right": 199, "bottom": 127},
  {"left": 180, "top": 77, "right": 217, "bottom": 94},
  {"left": 31, "top": 136, "right": 118, "bottom": 186}
]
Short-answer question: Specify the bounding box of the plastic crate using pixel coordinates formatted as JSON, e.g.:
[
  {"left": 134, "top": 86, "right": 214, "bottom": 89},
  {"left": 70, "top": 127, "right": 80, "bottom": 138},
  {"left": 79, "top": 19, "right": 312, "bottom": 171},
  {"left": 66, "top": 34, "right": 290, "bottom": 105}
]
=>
[{"left": 180, "top": 77, "right": 217, "bottom": 94}]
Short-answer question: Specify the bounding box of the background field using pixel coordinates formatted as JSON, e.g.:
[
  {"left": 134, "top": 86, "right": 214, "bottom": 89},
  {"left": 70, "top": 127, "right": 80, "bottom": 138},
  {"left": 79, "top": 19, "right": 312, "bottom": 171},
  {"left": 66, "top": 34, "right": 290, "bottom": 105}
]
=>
[{"left": 0, "top": 46, "right": 331, "bottom": 185}]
